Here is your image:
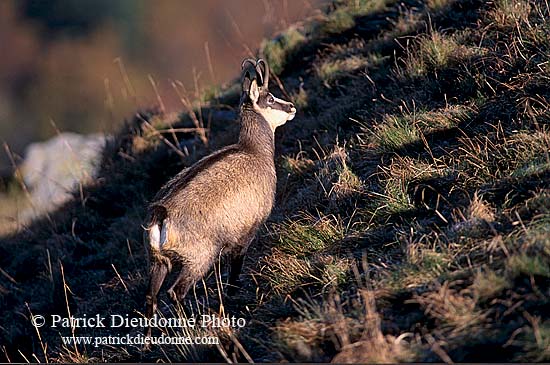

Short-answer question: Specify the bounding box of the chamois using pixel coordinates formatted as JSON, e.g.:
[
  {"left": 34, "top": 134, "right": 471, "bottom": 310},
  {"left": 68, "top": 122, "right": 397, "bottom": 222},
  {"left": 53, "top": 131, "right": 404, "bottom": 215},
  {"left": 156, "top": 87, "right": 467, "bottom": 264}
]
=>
[{"left": 143, "top": 59, "right": 296, "bottom": 335}]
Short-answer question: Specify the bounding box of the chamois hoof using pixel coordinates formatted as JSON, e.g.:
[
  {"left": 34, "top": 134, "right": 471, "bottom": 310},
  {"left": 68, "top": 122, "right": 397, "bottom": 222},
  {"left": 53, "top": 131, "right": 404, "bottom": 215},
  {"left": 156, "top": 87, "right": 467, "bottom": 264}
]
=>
[{"left": 167, "top": 288, "right": 181, "bottom": 305}]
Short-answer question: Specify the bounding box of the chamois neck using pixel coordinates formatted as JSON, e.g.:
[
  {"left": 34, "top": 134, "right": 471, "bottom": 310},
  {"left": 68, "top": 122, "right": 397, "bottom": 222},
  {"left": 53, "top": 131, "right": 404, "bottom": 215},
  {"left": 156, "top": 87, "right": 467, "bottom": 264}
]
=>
[{"left": 238, "top": 106, "right": 275, "bottom": 157}]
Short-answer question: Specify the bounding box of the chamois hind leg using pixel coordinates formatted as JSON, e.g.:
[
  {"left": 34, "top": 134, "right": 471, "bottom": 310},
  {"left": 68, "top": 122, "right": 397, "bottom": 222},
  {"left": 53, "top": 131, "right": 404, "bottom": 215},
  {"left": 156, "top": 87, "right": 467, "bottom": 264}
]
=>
[
  {"left": 167, "top": 259, "right": 211, "bottom": 304},
  {"left": 144, "top": 261, "right": 168, "bottom": 339},
  {"left": 166, "top": 270, "right": 195, "bottom": 305}
]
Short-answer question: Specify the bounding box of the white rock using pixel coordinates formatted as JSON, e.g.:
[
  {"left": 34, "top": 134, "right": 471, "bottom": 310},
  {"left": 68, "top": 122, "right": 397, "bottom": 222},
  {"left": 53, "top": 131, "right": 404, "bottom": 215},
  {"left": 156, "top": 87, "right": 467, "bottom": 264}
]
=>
[{"left": 20, "top": 132, "right": 109, "bottom": 214}]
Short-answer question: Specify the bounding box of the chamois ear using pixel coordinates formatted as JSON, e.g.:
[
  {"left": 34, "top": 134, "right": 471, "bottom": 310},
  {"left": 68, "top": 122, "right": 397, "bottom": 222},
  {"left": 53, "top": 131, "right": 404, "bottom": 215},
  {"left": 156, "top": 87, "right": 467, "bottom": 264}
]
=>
[
  {"left": 242, "top": 77, "right": 252, "bottom": 95},
  {"left": 241, "top": 59, "right": 257, "bottom": 103},
  {"left": 248, "top": 79, "right": 260, "bottom": 103}
]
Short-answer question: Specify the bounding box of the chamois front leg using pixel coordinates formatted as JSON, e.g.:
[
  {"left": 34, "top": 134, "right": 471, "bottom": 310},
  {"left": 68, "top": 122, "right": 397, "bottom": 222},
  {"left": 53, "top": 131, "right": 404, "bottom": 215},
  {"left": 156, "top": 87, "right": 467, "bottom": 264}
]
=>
[
  {"left": 227, "top": 251, "right": 245, "bottom": 296},
  {"left": 227, "top": 231, "right": 256, "bottom": 296}
]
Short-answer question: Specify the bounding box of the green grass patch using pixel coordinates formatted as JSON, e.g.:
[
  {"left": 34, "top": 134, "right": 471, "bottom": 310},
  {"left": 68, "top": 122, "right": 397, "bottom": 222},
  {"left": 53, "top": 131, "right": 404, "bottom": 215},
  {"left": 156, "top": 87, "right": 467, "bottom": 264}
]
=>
[
  {"left": 371, "top": 115, "right": 420, "bottom": 152},
  {"left": 368, "top": 106, "right": 472, "bottom": 153},
  {"left": 508, "top": 131, "right": 550, "bottom": 176},
  {"left": 262, "top": 252, "right": 352, "bottom": 295},
  {"left": 523, "top": 215, "right": 550, "bottom": 255},
  {"left": 382, "top": 175, "right": 413, "bottom": 214},
  {"left": 507, "top": 254, "right": 550, "bottom": 278},
  {"left": 386, "top": 249, "right": 452, "bottom": 290},
  {"left": 321, "top": 257, "right": 351, "bottom": 287},
  {"left": 319, "top": 0, "right": 392, "bottom": 35},
  {"left": 275, "top": 215, "right": 345, "bottom": 257},
  {"left": 316, "top": 54, "right": 387, "bottom": 85},
  {"left": 261, "top": 26, "right": 306, "bottom": 75},
  {"left": 516, "top": 319, "right": 550, "bottom": 362},
  {"left": 512, "top": 160, "right": 550, "bottom": 178},
  {"left": 261, "top": 213, "right": 351, "bottom": 295},
  {"left": 400, "top": 32, "right": 477, "bottom": 77},
  {"left": 281, "top": 155, "right": 316, "bottom": 176},
  {"left": 262, "top": 251, "right": 316, "bottom": 295},
  {"left": 315, "top": 146, "right": 364, "bottom": 201},
  {"left": 417, "top": 33, "right": 462, "bottom": 70}
]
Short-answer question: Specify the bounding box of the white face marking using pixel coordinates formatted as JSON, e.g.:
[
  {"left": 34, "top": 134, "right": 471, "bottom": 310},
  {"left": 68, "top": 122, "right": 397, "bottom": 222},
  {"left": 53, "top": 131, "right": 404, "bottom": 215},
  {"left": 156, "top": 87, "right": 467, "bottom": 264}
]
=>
[{"left": 252, "top": 93, "right": 296, "bottom": 131}]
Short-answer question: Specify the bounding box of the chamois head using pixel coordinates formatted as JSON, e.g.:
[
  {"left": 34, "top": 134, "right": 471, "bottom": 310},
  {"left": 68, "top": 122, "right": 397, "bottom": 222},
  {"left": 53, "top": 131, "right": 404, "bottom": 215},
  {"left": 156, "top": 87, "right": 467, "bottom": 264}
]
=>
[{"left": 241, "top": 58, "right": 296, "bottom": 131}]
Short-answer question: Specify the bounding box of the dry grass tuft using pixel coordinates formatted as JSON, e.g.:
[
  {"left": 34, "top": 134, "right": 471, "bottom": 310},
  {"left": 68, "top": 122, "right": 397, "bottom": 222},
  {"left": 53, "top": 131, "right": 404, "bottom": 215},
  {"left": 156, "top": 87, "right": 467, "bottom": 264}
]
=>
[
  {"left": 426, "top": 0, "right": 455, "bottom": 12},
  {"left": 471, "top": 268, "right": 510, "bottom": 301},
  {"left": 276, "top": 289, "right": 413, "bottom": 363},
  {"left": 399, "top": 32, "right": 479, "bottom": 77},
  {"left": 316, "top": 145, "right": 363, "bottom": 202},
  {"left": 467, "top": 192, "right": 495, "bottom": 222},
  {"left": 414, "top": 282, "right": 487, "bottom": 333},
  {"left": 488, "top": 0, "right": 532, "bottom": 28}
]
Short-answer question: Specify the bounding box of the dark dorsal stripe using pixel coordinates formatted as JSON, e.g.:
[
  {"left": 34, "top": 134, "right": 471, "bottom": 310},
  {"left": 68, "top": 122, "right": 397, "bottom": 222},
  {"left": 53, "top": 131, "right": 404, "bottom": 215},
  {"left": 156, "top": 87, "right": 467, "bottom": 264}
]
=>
[
  {"left": 153, "top": 145, "right": 241, "bottom": 204},
  {"left": 148, "top": 204, "right": 168, "bottom": 225}
]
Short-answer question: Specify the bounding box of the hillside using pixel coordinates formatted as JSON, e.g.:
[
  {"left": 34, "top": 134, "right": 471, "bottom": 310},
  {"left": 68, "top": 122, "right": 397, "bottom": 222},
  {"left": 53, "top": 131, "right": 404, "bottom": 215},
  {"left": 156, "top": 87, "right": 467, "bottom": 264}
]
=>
[{"left": 1, "top": 0, "right": 549, "bottom": 362}]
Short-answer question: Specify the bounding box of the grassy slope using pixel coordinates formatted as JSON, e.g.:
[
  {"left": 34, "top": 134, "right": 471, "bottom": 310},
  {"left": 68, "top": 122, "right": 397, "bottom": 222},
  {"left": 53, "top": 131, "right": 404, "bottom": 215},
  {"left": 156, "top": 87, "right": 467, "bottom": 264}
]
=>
[{"left": 1, "top": 0, "right": 549, "bottom": 362}]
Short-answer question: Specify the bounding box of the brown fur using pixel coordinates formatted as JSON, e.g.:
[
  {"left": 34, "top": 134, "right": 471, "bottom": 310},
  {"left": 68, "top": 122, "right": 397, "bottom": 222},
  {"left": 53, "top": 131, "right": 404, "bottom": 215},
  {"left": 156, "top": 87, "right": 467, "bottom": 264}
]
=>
[
  {"left": 143, "top": 59, "right": 295, "bottom": 340},
  {"left": 148, "top": 113, "right": 276, "bottom": 272}
]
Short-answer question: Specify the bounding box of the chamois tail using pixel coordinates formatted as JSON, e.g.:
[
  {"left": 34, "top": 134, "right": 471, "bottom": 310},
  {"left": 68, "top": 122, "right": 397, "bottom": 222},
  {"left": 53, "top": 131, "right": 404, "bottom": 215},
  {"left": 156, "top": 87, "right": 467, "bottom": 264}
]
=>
[{"left": 147, "top": 205, "right": 169, "bottom": 250}]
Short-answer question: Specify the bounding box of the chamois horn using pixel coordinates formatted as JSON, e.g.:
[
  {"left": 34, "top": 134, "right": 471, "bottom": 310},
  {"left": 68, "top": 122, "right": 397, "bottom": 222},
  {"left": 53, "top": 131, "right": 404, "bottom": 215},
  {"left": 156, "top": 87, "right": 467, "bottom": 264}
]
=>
[{"left": 256, "top": 59, "right": 269, "bottom": 89}]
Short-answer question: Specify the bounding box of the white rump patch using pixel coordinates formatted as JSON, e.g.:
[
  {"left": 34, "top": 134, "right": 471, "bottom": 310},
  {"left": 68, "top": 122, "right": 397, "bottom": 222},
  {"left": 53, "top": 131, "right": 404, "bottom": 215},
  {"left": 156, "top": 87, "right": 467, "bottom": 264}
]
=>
[
  {"left": 149, "top": 219, "right": 169, "bottom": 250},
  {"left": 149, "top": 224, "right": 161, "bottom": 250},
  {"left": 149, "top": 224, "right": 160, "bottom": 250}
]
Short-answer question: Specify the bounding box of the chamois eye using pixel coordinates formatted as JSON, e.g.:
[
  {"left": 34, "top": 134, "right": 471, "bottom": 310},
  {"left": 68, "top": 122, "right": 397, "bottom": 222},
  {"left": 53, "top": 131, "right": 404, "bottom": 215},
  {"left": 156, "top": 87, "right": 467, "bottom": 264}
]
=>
[{"left": 267, "top": 95, "right": 274, "bottom": 104}]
